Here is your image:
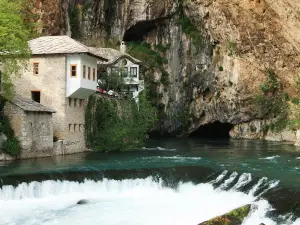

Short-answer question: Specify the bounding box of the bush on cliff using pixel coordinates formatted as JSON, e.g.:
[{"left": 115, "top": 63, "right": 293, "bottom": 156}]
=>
[{"left": 85, "top": 91, "right": 157, "bottom": 152}]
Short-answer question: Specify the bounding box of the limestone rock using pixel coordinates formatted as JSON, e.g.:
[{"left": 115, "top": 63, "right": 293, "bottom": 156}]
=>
[
  {"left": 198, "top": 204, "right": 251, "bottom": 225},
  {"left": 295, "top": 130, "right": 300, "bottom": 147},
  {"left": 30, "top": 0, "right": 300, "bottom": 136},
  {"left": 0, "top": 133, "right": 7, "bottom": 150},
  {"left": 76, "top": 199, "right": 89, "bottom": 205}
]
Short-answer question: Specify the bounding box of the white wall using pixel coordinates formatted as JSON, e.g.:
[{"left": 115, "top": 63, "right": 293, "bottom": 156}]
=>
[
  {"left": 81, "top": 54, "right": 98, "bottom": 91},
  {"left": 108, "top": 57, "right": 140, "bottom": 85},
  {"left": 66, "top": 55, "right": 82, "bottom": 97},
  {"left": 66, "top": 54, "right": 98, "bottom": 99}
]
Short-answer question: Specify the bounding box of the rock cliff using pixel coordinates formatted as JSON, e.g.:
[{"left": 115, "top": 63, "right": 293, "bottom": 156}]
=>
[{"left": 32, "top": 0, "right": 300, "bottom": 139}]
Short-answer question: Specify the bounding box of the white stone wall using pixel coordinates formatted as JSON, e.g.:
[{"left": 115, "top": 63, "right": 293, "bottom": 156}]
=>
[{"left": 66, "top": 54, "right": 98, "bottom": 99}]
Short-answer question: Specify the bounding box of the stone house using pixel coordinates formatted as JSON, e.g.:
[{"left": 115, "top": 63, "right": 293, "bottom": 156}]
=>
[
  {"left": 11, "top": 36, "right": 107, "bottom": 154},
  {"left": 4, "top": 97, "right": 55, "bottom": 159},
  {"left": 89, "top": 44, "right": 145, "bottom": 101}
]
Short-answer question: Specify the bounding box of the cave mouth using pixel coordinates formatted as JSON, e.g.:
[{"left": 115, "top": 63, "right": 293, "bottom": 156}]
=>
[
  {"left": 123, "top": 19, "right": 162, "bottom": 43},
  {"left": 190, "top": 122, "right": 233, "bottom": 139}
]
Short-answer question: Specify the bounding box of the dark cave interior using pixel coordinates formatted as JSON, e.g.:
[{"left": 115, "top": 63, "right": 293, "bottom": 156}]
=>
[{"left": 190, "top": 122, "right": 233, "bottom": 138}]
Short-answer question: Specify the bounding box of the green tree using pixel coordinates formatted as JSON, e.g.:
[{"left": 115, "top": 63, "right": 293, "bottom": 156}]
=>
[
  {"left": 85, "top": 90, "right": 157, "bottom": 152},
  {"left": 0, "top": 0, "right": 31, "bottom": 99},
  {"left": 98, "top": 71, "right": 125, "bottom": 91}
]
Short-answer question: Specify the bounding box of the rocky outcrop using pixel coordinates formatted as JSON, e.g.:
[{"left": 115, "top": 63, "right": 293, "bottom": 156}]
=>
[
  {"left": 198, "top": 204, "right": 251, "bottom": 225},
  {"left": 230, "top": 120, "right": 296, "bottom": 142},
  {"left": 32, "top": 0, "right": 300, "bottom": 139},
  {"left": 295, "top": 130, "right": 300, "bottom": 147}
]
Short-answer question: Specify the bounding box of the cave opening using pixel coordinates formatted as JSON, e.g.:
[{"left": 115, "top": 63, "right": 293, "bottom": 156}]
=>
[
  {"left": 123, "top": 19, "right": 161, "bottom": 42},
  {"left": 190, "top": 122, "right": 233, "bottom": 138}
]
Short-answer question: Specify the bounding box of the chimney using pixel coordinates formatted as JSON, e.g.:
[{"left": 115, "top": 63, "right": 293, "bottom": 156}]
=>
[{"left": 120, "top": 41, "right": 126, "bottom": 53}]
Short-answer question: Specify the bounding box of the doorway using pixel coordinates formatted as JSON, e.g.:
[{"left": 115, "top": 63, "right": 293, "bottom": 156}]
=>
[{"left": 31, "top": 91, "right": 41, "bottom": 103}]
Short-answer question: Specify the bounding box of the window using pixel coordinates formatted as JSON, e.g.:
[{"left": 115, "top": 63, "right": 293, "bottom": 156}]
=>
[
  {"left": 83, "top": 65, "right": 86, "bottom": 79},
  {"left": 69, "top": 124, "right": 72, "bottom": 132},
  {"left": 121, "top": 67, "right": 128, "bottom": 77},
  {"left": 31, "top": 91, "right": 40, "bottom": 103},
  {"left": 88, "top": 67, "right": 91, "bottom": 80},
  {"left": 70, "top": 64, "right": 77, "bottom": 77},
  {"left": 33, "top": 63, "right": 39, "bottom": 75},
  {"left": 69, "top": 98, "right": 72, "bottom": 107},
  {"left": 93, "top": 68, "right": 96, "bottom": 81},
  {"left": 74, "top": 99, "right": 77, "bottom": 107},
  {"left": 130, "top": 67, "right": 138, "bottom": 77},
  {"left": 74, "top": 124, "right": 77, "bottom": 132},
  {"left": 79, "top": 124, "right": 82, "bottom": 132},
  {"left": 79, "top": 99, "right": 84, "bottom": 107}
]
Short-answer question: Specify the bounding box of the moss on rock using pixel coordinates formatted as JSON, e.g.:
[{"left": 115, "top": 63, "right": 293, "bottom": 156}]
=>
[{"left": 198, "top": 204, "right": 251, "bottom": 225}]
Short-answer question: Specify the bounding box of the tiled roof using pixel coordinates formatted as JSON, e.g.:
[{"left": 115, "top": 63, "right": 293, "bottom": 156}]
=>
[
  {"left": 88, "top": 47, "right": 141, "bottom": 65},
  {"left": 29, "top": 36, "right": 106, "bottom": 60},
  {"left": 10, "top": 97, "right": 56, "bottom": 113}
]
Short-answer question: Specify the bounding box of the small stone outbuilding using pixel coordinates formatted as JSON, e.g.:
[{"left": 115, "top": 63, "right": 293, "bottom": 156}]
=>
[{"left": 4, "top": 97, "right": 55, "bottom": 158}]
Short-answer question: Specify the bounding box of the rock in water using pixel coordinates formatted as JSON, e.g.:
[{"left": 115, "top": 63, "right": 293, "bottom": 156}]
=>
[
  {"left": 76, "top": 199, "right": 89, "bottom": 205},
  {"left": 198, "top": 204, "right": 251, "bottom": 225}
]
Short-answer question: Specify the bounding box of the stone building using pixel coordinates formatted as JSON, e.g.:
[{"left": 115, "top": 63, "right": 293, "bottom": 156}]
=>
[
  {"left": 89, "top": 45, "right": 144, "bottom": 101},
  {"left": 12, "top": 36, "right": 107, "bottom": 154},
  {"left": 4, "top": 97, "right": 55, "bottom": 159}
]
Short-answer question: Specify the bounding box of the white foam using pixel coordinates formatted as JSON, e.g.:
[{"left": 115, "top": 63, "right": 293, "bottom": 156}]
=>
[
  {"left": 231, "top": 173, "right": 252, "bottom": 191},
  {"left": 259, "top": 155, "right": 280, "bottom": 160},
  {"left": 218, "top": 172, "right": 238, "bottom": 190},
  {"left": 141, "top": 147, "right": 176, "bottom": 151},
  {"left": 296, "top": 157, "right": 300, "bottom": 160},
  {"left": 151, "top": 156, "right": 202, "bottom": 161},
  {"left": 210, "top": 170, "right": 228, "bottom": 184},
  {"left": 0, "top": 177, "right": 297, "bottom": 225},
  {"left": 248, "top": 177, "right": 268, "bottom": 196}
]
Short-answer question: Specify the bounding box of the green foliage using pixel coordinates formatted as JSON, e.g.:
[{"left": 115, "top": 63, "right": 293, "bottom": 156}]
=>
[
  {"left": 127, "top": 42, "right": 167, "bottom": 69},
  {"left": 85, "top": 92, "right": 157, "bottom": 152},
  {"left": 292, "top": 97, "right": 300, "bottom": 105},
  {"left": 203, "top": 205, "right": 251, "bottom": 225},
  {"left": 0, "top": 0, "right": 31, "bottom": 99},
  {"left": 98, "top": 71, "right": 125, "bottom": 91},
  {"left": 227, "top": 40, "right": 237, "bottom": 56},
  {"left": 160, "top": 70, "right": 170, "bottom": 86},
  {"left": 103, "top": 0, "right": 117, "bottom": 35},
  {"left": 254, "top": 92, "right": 288, "bottom": 119},
  {"left": 218, "top": 66, "right": 224, "bottom": 71},
  {"left": 254, "top": 69, "right": 290, "bottom": 132},
  {"left": 69, "top": 3, "right": 81, "bottom": 39},
  {"left": 294, "top": 76, "right": 300, "bottom": 91},
  {"left": 155, "top": 44, "right": 171, "bottom": 54},
  {"left": 260, "top": 68, "right": 280, "bottom": 93},
  {"left": 3, "top": 137, "right": 21, "bottom": 156},
  {"left": 0, "top": 116, "right": 14, "bottom": 139},
  {"left": 0, "top": 115, "right": 21, "bottom": 156},
  {"left": 178, "top": 14, "right": 205, "bottom": 50}
]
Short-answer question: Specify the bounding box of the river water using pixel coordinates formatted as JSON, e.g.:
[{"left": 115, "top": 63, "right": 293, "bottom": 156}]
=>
[{"left": 0, "top": 138, "right": 299, "bottom": 225}]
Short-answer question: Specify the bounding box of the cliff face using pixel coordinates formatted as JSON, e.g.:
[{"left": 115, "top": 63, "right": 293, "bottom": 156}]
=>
[{"left": 34, "top": 0, "right": 300, "bottom": 137}]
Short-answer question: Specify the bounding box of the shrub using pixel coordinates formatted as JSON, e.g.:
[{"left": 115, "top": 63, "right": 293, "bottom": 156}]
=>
[
  {"left": 227, "top": 40, "right": 237, "bottom": 56},
  {"left": 260, "top": 69, "right": 280, "bottom": 94},
  {"left": 0, "top": 116, "right": 14, "bottom": 139},
  {"left": 3, "top": 137, "right": 21, "bottom": 156},
  {"left": 218, "top": 66, "right": 224, "bottom": 71},
  {"left": 292, "top": 97, "right": 300, "bottom": 105},
  {"left": 160, "top": 70, "right": 170, "bottom": 86},
  {"left": 85, "top": 91, "right": 157, "bottom": 152}
]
